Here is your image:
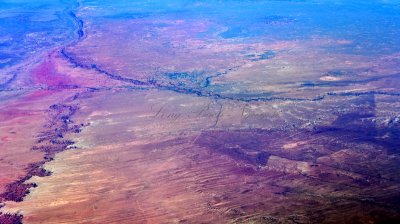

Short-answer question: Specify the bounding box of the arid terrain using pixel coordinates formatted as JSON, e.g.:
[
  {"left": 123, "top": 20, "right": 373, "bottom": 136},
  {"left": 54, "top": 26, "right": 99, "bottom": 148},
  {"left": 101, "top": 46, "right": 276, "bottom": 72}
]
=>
[{"left": 1, "top": 0, "right": 400, "bottom": 223}]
